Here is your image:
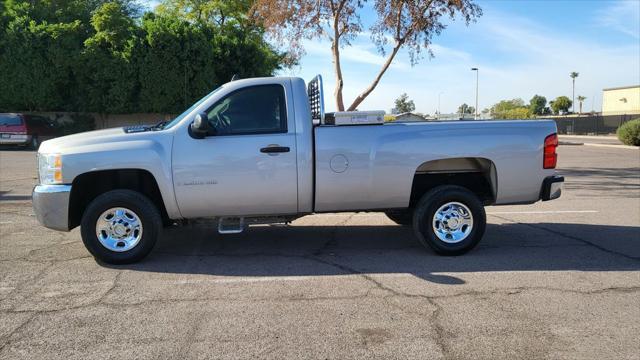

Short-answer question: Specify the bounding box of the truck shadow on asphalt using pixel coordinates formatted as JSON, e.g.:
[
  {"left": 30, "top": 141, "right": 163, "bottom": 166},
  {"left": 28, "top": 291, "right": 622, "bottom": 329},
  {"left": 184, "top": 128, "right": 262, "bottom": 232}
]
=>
[
  {"left": 0, "top": 191, "right": 32, "bottom": 201},
  {"left": 113, "top": 222, "right": 640, "bottom": 285}
]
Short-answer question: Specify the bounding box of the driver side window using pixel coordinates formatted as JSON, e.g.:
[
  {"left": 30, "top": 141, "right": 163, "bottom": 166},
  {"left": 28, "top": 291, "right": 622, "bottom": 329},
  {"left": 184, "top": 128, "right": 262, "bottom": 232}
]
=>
[{"left": 206, "top": 84, "right": 287, "bottom": 135}]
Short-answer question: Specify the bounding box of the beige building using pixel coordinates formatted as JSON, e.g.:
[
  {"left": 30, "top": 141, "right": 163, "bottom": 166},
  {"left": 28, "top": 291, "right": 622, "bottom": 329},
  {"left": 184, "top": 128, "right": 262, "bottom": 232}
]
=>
[
  {"left": 394, "top": 112, "right": 428, "bottom": 122},
  {"left": 602, "top": 85, "right": 640, "bottom": 115}
]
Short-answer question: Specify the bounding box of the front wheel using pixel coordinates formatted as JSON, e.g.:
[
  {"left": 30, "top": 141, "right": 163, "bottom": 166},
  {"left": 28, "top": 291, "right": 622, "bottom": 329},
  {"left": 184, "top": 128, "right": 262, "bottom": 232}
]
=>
[
  {"left": 80, "top": 190, "right": 162, "bottom": 264},
  {"left": 413, "top": 185, "right": 486, "bottom": 255}
]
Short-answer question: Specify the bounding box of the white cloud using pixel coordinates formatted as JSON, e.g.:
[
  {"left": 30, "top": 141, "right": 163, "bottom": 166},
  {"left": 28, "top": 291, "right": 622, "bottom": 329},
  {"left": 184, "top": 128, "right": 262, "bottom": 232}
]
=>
[
  {"left": 429, "top": 44, "right": 472, "bottom": 62},
  {"left": 303, "top": 39, "right": 408, "bottom": 69},
  {"left": 282, "top": 4, "right": 640, "bottom": 115},
  {"left": 465, "top": 10, "right": 640, "bottom": 112},
  {"left": 595, "top": 0, "right": 640, "bottom": 39}
]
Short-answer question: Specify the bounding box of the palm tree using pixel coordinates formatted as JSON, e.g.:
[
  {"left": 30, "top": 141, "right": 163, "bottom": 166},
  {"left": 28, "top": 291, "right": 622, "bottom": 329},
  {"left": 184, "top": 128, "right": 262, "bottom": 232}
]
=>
[
  {"left": 577, "top": 95, "right": 587, "bottom": 114},
  {"left": 570, "top": 72, "right": 579, "bottom": 113}
]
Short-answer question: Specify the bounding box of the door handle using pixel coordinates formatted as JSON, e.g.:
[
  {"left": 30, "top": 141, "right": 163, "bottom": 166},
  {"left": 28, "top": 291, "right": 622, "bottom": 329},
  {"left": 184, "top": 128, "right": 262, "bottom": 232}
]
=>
[{"left": 260, "top": 145, "right": 290, "bottom": 154}]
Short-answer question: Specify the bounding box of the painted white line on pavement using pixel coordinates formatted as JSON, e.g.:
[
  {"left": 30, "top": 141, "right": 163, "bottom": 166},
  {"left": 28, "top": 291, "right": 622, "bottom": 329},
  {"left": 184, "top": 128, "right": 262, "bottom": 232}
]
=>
[{"left": 487, "top": 210, "right": 598, "bottom": 215}]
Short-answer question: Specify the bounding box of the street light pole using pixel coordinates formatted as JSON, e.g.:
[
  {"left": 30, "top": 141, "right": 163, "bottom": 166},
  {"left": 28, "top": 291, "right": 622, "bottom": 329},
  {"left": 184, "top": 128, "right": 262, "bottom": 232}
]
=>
[
  {"left": 471, "top": 67, "right": 479, "bottom": 120},
  {"left": 438, "top": 91, "right": 444, "bottom": 120}
]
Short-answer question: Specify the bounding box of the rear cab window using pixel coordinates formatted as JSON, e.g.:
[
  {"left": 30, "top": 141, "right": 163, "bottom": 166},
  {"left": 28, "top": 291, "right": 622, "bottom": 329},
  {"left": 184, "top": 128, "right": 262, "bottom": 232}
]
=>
[{"left": 0, "top": 114, "right": 23, "bottom": 126}]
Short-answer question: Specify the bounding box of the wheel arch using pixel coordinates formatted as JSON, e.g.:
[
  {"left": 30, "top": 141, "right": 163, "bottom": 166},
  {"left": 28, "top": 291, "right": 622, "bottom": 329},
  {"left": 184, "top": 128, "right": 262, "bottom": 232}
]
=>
[
  {"left": 410, "top": 157, "right": 497, "bottom": 207},
  {"left": 68, "top": 169, "right": 170, "bottom": 230}
]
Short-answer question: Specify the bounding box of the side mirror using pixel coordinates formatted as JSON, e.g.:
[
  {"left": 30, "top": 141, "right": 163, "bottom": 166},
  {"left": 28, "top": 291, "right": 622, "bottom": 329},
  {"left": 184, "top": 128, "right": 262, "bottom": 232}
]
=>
[{"left": 190, "top": 112, "right": 211, "bottom": 139}]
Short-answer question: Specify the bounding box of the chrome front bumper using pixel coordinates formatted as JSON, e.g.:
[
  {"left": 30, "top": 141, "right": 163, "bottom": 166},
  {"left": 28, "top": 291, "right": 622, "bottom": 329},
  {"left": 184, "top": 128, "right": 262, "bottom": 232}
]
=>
[
  {"left": 32, "top": 185, "right": 72, "bottom": 231},
  {"left": 540, "top": 175, "right": 564, "bottom": 201}
]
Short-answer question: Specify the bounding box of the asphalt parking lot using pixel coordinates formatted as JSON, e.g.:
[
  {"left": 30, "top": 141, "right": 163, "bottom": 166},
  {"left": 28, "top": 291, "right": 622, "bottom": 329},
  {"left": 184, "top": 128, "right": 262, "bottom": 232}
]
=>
[{"left": 0, "top": 145, "right": 639, "bottom": 359}]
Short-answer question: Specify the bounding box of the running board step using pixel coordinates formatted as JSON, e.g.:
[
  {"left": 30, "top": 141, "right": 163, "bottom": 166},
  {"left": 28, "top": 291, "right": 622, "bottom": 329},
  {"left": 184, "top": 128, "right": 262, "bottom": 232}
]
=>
[{"left": 218, "top": 217, "right": 245, "bottom": 234}]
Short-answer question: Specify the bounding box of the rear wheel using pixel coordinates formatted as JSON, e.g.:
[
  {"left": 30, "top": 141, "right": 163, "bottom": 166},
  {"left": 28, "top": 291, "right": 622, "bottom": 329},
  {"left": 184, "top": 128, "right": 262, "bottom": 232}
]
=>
[
  {"left": 385, "top": 209, "right": 413, "bottom": 226},
  {"left": 80, "top": 190, "right": 161, "bottom": 264},
  {"left": 413, "top": 185, "right": 486, "bottom": 255}
]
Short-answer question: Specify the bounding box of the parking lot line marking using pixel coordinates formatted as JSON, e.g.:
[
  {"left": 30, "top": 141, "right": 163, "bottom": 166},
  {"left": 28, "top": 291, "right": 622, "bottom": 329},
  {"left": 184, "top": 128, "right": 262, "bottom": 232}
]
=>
[{"left": 487, "top": 210, "right": 598, "bottom": 214}]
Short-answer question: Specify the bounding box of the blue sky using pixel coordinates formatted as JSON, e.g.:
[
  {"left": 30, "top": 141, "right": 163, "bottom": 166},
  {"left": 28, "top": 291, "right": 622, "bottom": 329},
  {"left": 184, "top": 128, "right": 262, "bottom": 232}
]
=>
[{"left": 143, "top": 0, "right": 640, "bottom": 114}]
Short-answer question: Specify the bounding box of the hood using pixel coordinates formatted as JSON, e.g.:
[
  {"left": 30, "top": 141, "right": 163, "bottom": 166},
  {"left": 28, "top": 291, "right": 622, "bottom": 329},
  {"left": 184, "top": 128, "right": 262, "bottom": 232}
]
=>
[{"left": 38, "top": 127, "right": 166, "bottom": 154}]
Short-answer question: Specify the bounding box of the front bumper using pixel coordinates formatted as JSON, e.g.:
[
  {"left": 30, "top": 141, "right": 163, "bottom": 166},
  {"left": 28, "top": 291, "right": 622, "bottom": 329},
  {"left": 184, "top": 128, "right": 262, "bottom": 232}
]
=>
[
  {"left": 540, "top": 175, "right": 564, "bottom": 201},
  {"left": 32, "top": 184, "right": 72, "bottom": 231}
]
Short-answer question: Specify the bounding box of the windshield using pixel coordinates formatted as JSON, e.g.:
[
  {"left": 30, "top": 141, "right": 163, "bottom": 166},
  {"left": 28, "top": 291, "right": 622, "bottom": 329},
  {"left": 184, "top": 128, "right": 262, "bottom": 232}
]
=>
[{"left": 161, "top": 87, "right": 223, "bottom": 130}]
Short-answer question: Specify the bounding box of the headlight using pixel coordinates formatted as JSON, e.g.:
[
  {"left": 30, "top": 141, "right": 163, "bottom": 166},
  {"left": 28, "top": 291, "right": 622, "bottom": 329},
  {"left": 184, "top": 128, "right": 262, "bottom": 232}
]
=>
[{"left": 38, "top": 153, "right": 63, "bottom": 184}]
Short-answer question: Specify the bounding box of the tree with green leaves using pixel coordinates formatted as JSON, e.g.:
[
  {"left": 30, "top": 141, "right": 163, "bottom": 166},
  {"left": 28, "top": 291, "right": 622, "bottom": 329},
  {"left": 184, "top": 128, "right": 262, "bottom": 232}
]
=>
[
  {"left": 551, "top": 96, "right": 572, "bottom": 115},
  {"left": 501, "top": 107, "right": 533, "bottom": 119},
  {"left": 157, "top": 0, "right": 251, "bottom": 27},
  {"left": 457, "top": 103, "right": 475, "bottom": 115},
  {"left": 79, "top": 1, "right": 137, "bottom": 113},
  {"left": 490, "top": 98, "right": 524, "bottom": 119},
  {"left": 529, "top": 95, "right": 547, "bottom": 116},
  {"left": 576, "top": 95, "right": 587, "bottom": 114},
  {"left": 393, "top": 93, "right": 415, "bottom": 114},
  {"left": 570, "top": 71, "right": 579, "bottom": 113},
  {"left": 488, "top": 98, "right": 532, "bottom": 119},
  {"left": 0, "top": 0, "right": 287, "bottom": 114}
]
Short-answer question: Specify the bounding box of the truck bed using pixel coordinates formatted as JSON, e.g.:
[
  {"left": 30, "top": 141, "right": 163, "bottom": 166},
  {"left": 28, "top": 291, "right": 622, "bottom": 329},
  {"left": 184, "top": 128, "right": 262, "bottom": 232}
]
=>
[{"left": 313, "top": 120, "right": 557, "bottom": 212}]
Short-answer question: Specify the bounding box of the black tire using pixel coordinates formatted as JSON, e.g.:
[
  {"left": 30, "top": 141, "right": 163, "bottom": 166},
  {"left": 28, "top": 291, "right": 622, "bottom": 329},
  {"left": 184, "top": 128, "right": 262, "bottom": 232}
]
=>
[
  {"left": 412, "top": 185, "right": 486, "bottom": 256},
  {"left": 29, "top": 135, "right": 39, "bottom": 150},
  {"left": 81, "top": 189, "right": 162, "bottom": 264},
  {"left": 385, "top": 209, "right": 413, "bottom": 226}
]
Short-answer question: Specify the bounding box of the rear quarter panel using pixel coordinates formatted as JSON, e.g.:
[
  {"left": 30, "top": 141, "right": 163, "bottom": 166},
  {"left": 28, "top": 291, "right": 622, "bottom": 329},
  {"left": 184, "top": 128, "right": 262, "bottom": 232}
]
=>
[{"left": 314, "top": 120, "right": 557, "bottom": 211}]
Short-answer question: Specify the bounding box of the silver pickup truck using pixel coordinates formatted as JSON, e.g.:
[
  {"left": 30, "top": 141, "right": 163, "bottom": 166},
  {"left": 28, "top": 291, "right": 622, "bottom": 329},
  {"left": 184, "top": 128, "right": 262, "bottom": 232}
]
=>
[{"left": 32, "top": 75, "right": 563, "bottom": 264}]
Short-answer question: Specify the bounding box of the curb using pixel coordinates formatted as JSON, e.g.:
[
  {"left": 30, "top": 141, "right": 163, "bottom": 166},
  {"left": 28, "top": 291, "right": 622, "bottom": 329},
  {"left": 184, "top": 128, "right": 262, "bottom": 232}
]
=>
[
  {"left": 558, "top": 141, "right": 638, "bottom": 149},
  {"left": 582, "top": 143, "right": 639, "bottom": 150},
  {"left": 559, "top": 135, "right": 618, "bottom": 139},
  {"left": 559, "top": 141, "right": 584, "bottom": 146}
]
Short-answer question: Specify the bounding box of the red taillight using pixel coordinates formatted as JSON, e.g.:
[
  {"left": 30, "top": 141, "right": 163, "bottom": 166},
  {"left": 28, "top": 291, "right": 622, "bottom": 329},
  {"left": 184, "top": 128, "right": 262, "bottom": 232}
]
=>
[{"left": 543, "top": 133, "right": 558, "bottom": 169}]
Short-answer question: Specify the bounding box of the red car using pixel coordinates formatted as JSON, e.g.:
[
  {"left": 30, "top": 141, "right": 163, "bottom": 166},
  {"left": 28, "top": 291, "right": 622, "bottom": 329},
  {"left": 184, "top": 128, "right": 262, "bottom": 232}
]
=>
[{"left": 0, "top": 113, "right": 57, "bottom": 149}]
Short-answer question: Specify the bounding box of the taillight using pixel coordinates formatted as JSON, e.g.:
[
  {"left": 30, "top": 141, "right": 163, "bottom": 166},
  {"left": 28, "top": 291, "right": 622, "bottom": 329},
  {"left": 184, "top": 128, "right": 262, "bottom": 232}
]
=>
[{"left": 543, "top": 133, "right": 558, "bottom": 169}]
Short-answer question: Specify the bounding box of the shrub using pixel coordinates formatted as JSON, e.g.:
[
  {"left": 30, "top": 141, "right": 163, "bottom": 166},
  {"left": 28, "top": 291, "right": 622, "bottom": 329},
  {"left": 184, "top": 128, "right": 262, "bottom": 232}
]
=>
[{"left": 617, "top": 119, "right": 640, "bottom": 146}]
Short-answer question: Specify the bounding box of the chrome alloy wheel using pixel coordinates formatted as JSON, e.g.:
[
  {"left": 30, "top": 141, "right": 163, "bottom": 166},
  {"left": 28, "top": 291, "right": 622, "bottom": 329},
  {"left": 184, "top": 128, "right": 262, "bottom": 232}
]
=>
[
  {"left": 96, "top": 207, "right": 143, "bottom": 252},
  {"left": 432, "top": 202, "right": 474, "bottom": 243}
]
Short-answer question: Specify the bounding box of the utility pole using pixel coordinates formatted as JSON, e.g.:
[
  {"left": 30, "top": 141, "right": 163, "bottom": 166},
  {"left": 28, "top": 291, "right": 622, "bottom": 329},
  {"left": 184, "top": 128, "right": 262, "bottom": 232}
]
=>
[{"left": 471, "top": 68, "right": 479, "bottom": 119}]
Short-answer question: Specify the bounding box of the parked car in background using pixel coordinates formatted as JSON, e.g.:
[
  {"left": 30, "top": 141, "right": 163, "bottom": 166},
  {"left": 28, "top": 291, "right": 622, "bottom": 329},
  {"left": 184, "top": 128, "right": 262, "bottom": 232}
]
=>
[{"left": 0, "top": 113, "right": 57, "bottom": 149}]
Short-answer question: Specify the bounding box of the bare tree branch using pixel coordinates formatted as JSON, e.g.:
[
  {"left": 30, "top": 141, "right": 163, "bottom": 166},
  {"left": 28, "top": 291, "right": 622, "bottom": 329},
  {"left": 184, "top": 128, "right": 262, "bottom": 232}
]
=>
[
  {"left": 347, "top": 40, "right": 402, "bottom": 111},
  {"left": 332, "top": 0, "right": 348, "bottom": 110},
  {"left": 252, "top": 0, "right": 482, "bottom": 112}
]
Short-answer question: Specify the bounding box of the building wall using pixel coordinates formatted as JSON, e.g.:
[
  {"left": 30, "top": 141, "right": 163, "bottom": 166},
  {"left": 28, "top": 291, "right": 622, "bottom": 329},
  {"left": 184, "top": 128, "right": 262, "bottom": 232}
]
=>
[
  {"left": 436, "top": 113, "right": 475, "bottom": 121},
  {"left": 602, "top": 86, "right": 640, "bottom": 115},
  {"left": 395, "top": 113, "right": 427, "bottom": 122}
]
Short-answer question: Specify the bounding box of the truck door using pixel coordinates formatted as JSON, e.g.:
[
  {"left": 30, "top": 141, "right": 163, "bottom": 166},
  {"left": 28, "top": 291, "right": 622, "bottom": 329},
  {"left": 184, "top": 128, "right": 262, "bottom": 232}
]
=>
[{"left": 171, "top": 83, "right": 298, "bottom": 218}]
